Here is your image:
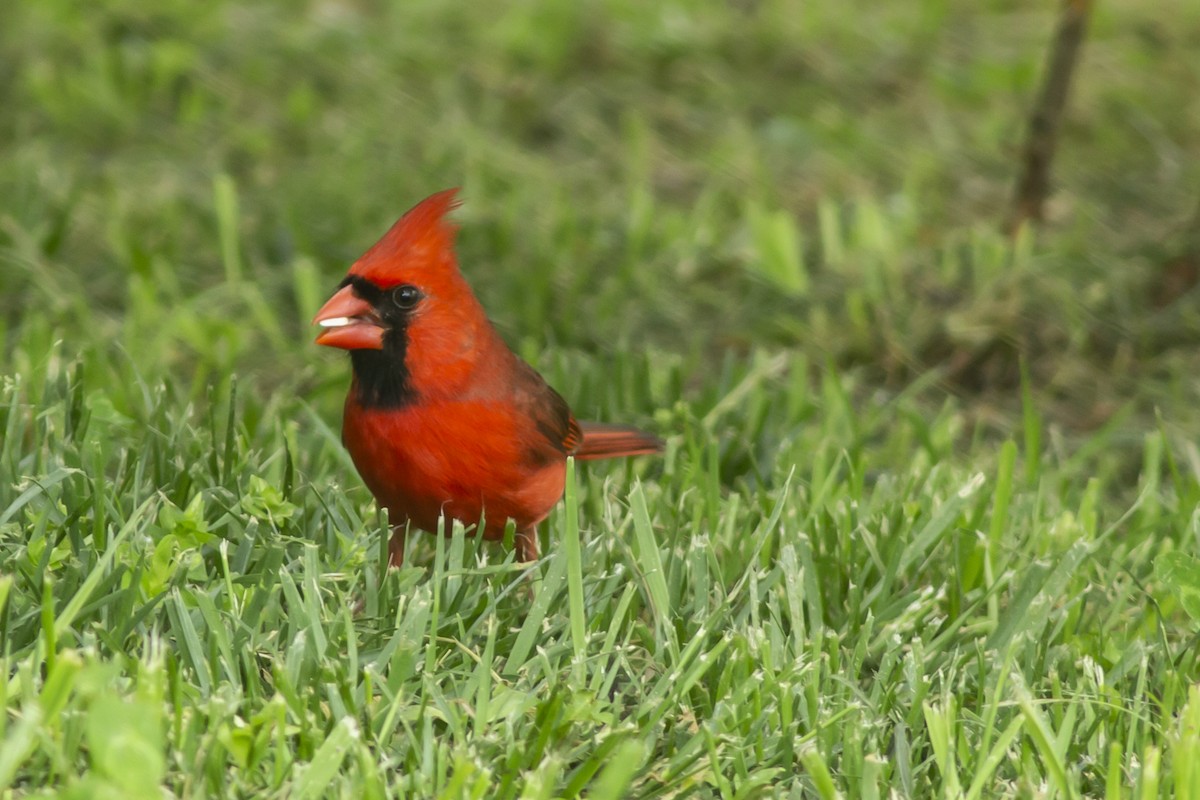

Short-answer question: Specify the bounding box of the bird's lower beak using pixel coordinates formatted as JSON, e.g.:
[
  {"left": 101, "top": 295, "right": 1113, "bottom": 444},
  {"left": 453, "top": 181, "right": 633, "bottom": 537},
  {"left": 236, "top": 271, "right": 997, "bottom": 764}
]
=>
[{"left": 312, "top": 285, "right": 386, "bottom": 350}]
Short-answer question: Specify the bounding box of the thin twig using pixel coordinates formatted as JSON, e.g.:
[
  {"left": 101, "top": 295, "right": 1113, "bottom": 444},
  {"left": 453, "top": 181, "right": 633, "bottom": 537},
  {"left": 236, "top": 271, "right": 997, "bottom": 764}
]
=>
[{"left": 1009, "top": 0, "right": 1093, "bottom": 234}]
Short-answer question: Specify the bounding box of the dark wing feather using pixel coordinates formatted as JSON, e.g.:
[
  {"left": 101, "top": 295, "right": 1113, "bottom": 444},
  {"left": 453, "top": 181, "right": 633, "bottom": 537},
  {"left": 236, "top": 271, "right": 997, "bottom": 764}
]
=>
[
  {"left": 509, "top": 359, "right": 583, "bottom": 465},
  {"left": 507, "top": 357, "right": 660, "bottom": 464}
]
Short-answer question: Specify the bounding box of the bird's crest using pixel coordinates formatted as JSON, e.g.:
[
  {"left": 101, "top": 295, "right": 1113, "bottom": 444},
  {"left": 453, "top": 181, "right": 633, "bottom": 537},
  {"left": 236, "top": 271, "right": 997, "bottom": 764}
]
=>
[{"left": 350, "top": 189, "right": 462, "bottom": 288}]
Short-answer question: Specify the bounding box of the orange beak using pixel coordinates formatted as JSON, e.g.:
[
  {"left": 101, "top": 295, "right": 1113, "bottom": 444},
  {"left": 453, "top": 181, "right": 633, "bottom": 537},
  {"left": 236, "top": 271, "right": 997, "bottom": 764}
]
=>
[{"left": 312, "top": 285, "right": 386, "bottom": 350}]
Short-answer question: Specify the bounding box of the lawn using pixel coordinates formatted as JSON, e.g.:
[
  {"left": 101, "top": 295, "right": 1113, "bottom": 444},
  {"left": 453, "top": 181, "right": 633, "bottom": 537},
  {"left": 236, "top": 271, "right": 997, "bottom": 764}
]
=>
[{"left": 3, "top": 0, "right": 1200, "bottom": 796}]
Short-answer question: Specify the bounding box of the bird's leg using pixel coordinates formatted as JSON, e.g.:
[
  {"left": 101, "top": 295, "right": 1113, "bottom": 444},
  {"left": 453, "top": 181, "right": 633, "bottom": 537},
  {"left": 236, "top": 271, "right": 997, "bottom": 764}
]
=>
[
  {"left": 515, "top": 526, "right": 540, "bottom": 562},
  {"left": 388, "top": 524, "right": 407, "bottom": 568}
]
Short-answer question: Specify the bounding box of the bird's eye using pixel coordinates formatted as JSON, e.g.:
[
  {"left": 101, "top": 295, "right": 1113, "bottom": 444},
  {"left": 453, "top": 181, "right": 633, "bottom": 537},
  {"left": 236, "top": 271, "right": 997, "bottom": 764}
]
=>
[{"left": 391, "top": 284, "right": 422, "bottom": 310}]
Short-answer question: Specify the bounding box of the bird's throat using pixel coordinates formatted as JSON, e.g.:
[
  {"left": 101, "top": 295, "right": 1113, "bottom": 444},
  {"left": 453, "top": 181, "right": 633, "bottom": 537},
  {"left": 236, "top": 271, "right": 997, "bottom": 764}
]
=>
[{"left": 350, "top": 332, "right": 416, "bottom": 408}]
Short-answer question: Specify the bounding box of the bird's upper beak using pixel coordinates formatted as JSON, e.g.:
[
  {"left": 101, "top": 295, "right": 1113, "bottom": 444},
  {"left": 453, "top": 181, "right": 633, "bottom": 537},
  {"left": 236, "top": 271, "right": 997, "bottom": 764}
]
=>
[{"left": 312, "top": 285, "right": 386, "bottom": 350}]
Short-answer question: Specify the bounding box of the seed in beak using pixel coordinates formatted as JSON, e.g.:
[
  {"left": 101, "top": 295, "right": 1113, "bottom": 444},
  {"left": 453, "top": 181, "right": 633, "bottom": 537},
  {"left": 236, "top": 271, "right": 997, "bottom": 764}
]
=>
[{"left": 319, "top": 317, "right": 355, "bottom": 328}]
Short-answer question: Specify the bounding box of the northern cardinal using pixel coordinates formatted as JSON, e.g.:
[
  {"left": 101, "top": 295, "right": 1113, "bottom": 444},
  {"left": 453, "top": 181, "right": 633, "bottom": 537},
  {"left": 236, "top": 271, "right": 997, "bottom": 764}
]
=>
[{"left": 313, "top": 190, "right": 662, "bottom": 565}]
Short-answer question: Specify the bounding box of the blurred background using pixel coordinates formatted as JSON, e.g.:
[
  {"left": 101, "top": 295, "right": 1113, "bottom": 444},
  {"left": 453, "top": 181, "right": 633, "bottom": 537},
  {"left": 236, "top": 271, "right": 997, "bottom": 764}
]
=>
[{"left": 2, "top": 0, "right": 1199, "bottom": 464}]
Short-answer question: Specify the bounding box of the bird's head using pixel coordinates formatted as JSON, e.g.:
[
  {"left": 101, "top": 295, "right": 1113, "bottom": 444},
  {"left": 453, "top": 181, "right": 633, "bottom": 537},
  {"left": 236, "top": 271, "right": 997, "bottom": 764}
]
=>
[
  {"left": 313, "top": 188, "right": 468, "bottom": 351},
  {"left": 313, "top": 189, "right": 491, "bottom": 405}
]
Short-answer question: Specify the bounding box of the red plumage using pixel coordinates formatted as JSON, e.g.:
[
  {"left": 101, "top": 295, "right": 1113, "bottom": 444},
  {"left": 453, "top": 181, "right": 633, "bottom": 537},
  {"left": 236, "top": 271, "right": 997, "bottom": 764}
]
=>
[{"left": 313, "top": 190, "right": 663, "bottom": 564}]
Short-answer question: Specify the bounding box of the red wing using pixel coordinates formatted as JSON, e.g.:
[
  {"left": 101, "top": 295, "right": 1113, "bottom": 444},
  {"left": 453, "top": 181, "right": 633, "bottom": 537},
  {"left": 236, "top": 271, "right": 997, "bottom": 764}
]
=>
[
  {"left": 509, "top": 358, "right": 661, "bottom": 463},
  {"left": 509, "top": 359, "right": 582, "bottom": 464}
]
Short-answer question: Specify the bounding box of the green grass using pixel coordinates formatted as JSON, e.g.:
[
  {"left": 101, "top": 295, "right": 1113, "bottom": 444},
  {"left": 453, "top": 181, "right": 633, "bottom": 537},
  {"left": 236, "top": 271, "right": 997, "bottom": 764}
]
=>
[{"left": 4, "top": 0, "right": 1200, "bottom": 796}]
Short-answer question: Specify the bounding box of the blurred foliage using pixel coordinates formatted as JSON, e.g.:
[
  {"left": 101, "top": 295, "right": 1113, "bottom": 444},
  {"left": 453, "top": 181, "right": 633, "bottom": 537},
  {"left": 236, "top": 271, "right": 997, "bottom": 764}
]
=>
[{"left": 2, "top": 0, "right": 1199, "bottom": 437}]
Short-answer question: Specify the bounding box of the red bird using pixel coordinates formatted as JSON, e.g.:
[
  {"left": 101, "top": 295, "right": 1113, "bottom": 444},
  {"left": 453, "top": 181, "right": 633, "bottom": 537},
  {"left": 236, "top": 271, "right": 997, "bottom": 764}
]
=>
[{"left": 313, "top": 190, "right": 662, "bottom": 565}]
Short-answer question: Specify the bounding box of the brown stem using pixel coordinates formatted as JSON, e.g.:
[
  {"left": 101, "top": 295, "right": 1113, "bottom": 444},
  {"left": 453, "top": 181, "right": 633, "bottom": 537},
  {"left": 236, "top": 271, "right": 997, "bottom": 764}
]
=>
[{"left": 1009, "top": 0, "right": 1093, "bottom": 234}]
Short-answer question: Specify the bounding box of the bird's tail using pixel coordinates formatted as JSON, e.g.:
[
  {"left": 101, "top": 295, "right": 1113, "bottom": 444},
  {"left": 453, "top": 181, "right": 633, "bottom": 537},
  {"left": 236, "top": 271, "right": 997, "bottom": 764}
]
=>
[{"left": 573, "top": 422, "right": 664, "bottom": 460}]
